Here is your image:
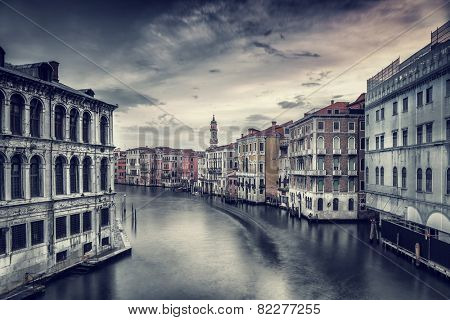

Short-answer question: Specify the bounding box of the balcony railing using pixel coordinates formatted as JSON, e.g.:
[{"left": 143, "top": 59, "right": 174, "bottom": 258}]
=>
[
  {"left": 333, "top": 149, "right": 341, "bottom": 155},
  {"left": 348, "top": 149, "right": 357, "bottom": 155},
  {"left": 317, "top": 148, "right": 326, "bottom": 155},
  {"left": 332, "top": 170, "right": 342, "bottom": 176},
  {"left": 348, "top": 170, "right": 358, "bottom": 176}
]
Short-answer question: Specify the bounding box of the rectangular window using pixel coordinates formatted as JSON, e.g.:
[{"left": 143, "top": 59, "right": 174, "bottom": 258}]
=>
[
  {"left": 360, "top": 180, "right": 365, "bottom": 191},
  {"left": 392, "top": 131, "right": 398, "bottom": 148},
  {"left": 70, "top": 214, "right": 80, "bottom": 235},
  {"left": 333, "top": 178, "right": 339, "bottom": 192},
  {"left": 402, "top": 129, "right": 408, "bottom": 146},
  {"left": 417, "top": 125, "right": 423, "bottom": 144},
  {"left": 259, "top": 142, "right": 264, "bottom": 152},
  {"left": 348, "top": 122, "right": 355, "bottom": 132},
  {"left": 348, "top": 177, "right": 355, "bottom": 192},
  {"left": 83, "top": 242, "right": 92, "bottom": 254},
  {"left": 55, "top": 216, "right": 67, "bottom": 240},
  {"left": 376, "top": 110, "right": 380, "bottom": 121},
  {"left": 403, "top": 97, "right": 408, "bottom": 112},
  {"left": 375, "top": 136, "right": 379, "bottom": 150},
  {"left": 318, "top": 121, "right": 324, "bottom": 131},
  {"left": 447, "top": 79, "right": 450, "bottom": 96},
  {"left": 426, "top": 123, "right": 432, "bottom": 143},
  {"left": 393, "top": 102, "right": 398, "bottom": 115},
  {"left": 259, "top": 163, "right": 263, "bottom": 173},
  {"left": 101, "top": 208, "right": 110, "bottom": 227},
  {"left": 381, "top": 108, "right": 385, "bottom": 120},
  {"left": 56, "top": 250, "right": 67, "bottom": 262},
  {"left": 101, "top": 237, "right": 110, "bottom": 246},
  {"left": 317, "top": 157, "right": 324, "bottom": 170},
  {"left": 82, "top": 212, "right": 92, "bottom": 232},
  {"left": 317, "top": 178, "right": 324, "bottom": 192},
  {"left": 417, "top": 91, "right": 423, "bottom": 107},
  {"left": 360, "top": 138, "right": 365, "bottom": 150},
  {"left": 348, "top": 157, "right": 356, "bottom": 170},
  {"left": 380, "top": 135, "right": 384, "bottom": 149},
  {"left": 360, "top": 121, "right": 365, "bottom": 131},
  {"left": 11, "top": 224, "right": 27, "bottom": 251},
  {"left": 366, "top": 114, "right": 369, "bottom": 125},
  {"left": 366, "top": 138, "right": 370, "bottom": 151},
  {"left": 447, "top": 119, "right": 450, "bottom": 141},
  {"left": 0, "top": 228, "right": 6, "bottom": 255},
  {"left": 31, "top": 220, "right": 44, "bottom": 246},
  {"left": 333, "top": 121, "right": 340, "bottom": 132},
  {"left": 426, "top": 87, "right": 432, "bottom": 104},
  {"left": 333, "top": 157, "right": 340, "bottom": 170}
]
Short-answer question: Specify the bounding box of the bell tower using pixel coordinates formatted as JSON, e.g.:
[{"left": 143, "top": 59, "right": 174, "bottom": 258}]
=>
[{"left": 210, "top": 115, "right": 218, "bottom": 147}]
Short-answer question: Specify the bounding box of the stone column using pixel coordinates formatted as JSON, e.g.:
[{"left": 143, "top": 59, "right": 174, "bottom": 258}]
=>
[
  {"left": 50, "top": 102, "right": 55, "bottom": 140},
  {"left": 78, "top": 164, "right": 83, "bottom": 194},
  {"left": 24, "top": 163, "right": 30, "bottom": 200},
  {"left": 109, "top": 160, "right": 114, "bottom": 192},
  {"left": 90, "top": 164, "right": 95, "bottom": 193},
  {"left": 23, "top": 103, "right": 30, "bottom": 137},
  {"left": 3, "top": 101, "right": 11, "bottom": 134},
  {"left": 64, "top": 114, "right": 70, "bottom": 141},
  {"left": 78, "top": 113, "right": 83, "bottom": 143},
  {"left": 64, "top": 164, "right": 70, "bottom": 195},
  {"left": 4, "top": 163, "right": 11, "bottom": 200},
  {"left": 40, "top": 108, "right": 46, "bottom": 139},
  {"left": 93, "top": 112, "right": 99, "bottom": 144}
]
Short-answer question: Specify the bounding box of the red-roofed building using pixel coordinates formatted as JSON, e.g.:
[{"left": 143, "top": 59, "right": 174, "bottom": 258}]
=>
[{"left": 288, "top": 94, "right": 366, "bottom": 220}]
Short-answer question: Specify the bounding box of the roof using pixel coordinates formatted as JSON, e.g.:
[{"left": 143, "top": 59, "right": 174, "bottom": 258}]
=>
[{"left": 238, "top": 120, "right": 292, "bottom": 141}]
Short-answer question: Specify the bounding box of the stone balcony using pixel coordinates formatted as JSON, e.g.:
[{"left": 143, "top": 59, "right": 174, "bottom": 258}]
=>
[
  {"left": 332, "top": 170, "right": 342, "bottom": 176},
  {"left": 308, "top": 170, "right": 327, "bottom": 176},
  {"left": 348, "top": 170, "right": 358, "bottom": 176},
  {"left": 333, "top": 149, "right": 341, "bottom": 155},
  {"left": 348, "top": 149, "right": 357, "bottom": 155},
  {"left": 317, "top": 148, "right": 326, "bottom": 155}
]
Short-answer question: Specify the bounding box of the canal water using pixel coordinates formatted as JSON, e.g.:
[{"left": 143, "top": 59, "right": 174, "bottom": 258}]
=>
[{"left": 36, "top": 185, "right": 450, "bottom": 299}]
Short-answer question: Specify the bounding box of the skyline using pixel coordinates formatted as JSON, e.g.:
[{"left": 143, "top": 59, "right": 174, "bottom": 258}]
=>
[{"left": 0, "top": 0, "right": 448, "bottom": 150}]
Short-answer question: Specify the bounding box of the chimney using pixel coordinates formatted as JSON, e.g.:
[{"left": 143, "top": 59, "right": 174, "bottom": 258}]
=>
[
  {"left": 331, "top": 99, "right": 335, "bottom": 104},
  {"left": 241, "top": 133, "right": 244, "bottom": 138},
  {"left": 48, "top": 61, "right": 59, "bottom": 82},
  {"left": 271, "top": 120, "right": 277, "bottom": 131},
  {"left": 0, "top": 47, "right": 5, "bottom": 68}
]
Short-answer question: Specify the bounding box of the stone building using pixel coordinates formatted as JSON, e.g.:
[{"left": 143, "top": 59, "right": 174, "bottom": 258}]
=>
[
  {"left": 277, "top": 136, "right": 290, "bottom": 207},
  {"left": 288, "top": 95, "right": 365, "bottom": 219},
  {"left": 0, "top": 47, "right": 122, "bottom": 294},
  {"left": 236, "top": 121, "right": 292, "bottom": 204},
  {"left": 113, "top": 148, "right": 127, "bottom": 184},
  {"left": 365, "top": 22, "right": 450, "bottom": 233}
]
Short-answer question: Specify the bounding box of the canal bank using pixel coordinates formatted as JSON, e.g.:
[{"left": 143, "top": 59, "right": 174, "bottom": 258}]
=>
[{"left": 31, "top": 185, "right": 449, "bottom": 300}]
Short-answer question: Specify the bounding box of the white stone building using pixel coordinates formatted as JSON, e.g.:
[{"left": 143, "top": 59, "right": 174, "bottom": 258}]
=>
[{"left": 0, "top": 47, "right": 123, "bottom": 294}]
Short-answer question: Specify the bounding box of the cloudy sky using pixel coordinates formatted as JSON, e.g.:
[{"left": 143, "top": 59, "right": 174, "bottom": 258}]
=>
[{"left": 0, "top": 0, "right": 448, "bottom": 150}]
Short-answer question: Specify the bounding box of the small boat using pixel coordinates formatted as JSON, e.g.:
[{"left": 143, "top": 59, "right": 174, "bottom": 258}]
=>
[{"left": 279, "top": 203, "right": 288, "bottom": 210}]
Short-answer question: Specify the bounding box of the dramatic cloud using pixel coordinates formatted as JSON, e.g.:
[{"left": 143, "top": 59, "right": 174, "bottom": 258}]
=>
[
  {"left": 245, "top": 114, "right": 272, "bottom": 122},
  {"left": 209, "top": 69, "right": 221, "bottom": 73},
  {"left": 302, "top": 82, "right": 321, "bottom": 87},
  {"left": 252, "top": 41, "right": 320, "bottom": 59},
  {"left": 278, "top": 95, "right": 310, "bottom": 109},
  {"left": 95, "top": 88, "right": 158, "bottom": 111}
]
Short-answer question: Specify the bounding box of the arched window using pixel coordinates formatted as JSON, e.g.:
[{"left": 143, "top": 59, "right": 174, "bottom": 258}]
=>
[
  {"left": 0, "top": 154, "right": 5, "bottom": 200},
  {"left": 425, "top": 168, "right": 432, "bottom": 192},
  {"left": 55, "top": 156, "right": 65, "bottom": 195},
  {"left": 366, "top": 166, "right": 369, "bottom": 184},
  {"left": 82, "top": 157, "right": 91, "bottom": 192},
  {"left": 348, "top": 136, "right": 355, "bottom": 150},
  {"left": 318, "top": 198, "right": 323, "bottom": 211},
  {"left": 348, "top": 198, "right": 354, "bottom": 211},
  {"left": 317, "top": 136, "right": 324, "bottom": 149},
  {"left": 402, "top": 167, "right": 407, "bottom": 188},
  {"left": 100, "top": 116, "right": 108, "bottom": 145},
  {"left": 70, "top": 157, "right": 79, "bottom": 193},
  {"left": 417, "top": 168, "right": 422, "bottom": 192},
  {"left": 10, "top": 94, "right": 24, "bottom": 135},
  {"left": 333, "top": 136, "right": 340, "bottom": 150},
  {"left": 380, "top": 167, "right": 384, "bottom": 185},
  {"left": 375, "top": 167, "right": 379, "bottom": 185},
  {"left": 447, "top": 168, "right": 450, "bottom": 194},
  {"left": 393, "top": 167, "right": 398, "bottom": 187},
  {"left": 30, "top": 156, "right": 41, "bottom": 197},
  {"left": 82, "top": 112, "right": 91, "bottom": 143},
  {"left": 55, "top": 105, "right": 65, "bottom": 140},
  {"left": 69, "top": 108, "right": 79, "bottom": 142},
  {"left": 100, "top": 158, "right": 108, "bottom": 191},
  {"left": 11, "top": 155, "right": 23, "bottom": 199},
  {"left": 30, "top": 99, "right": 42, "bottom": 138},
  {"left": 332, "top": 198, "right": 339, "bottom": 211}
]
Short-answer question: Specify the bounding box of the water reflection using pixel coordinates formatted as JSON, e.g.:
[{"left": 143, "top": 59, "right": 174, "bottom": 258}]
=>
[{"left": 36, "top": 185, "right": 450, "bottom": 300}]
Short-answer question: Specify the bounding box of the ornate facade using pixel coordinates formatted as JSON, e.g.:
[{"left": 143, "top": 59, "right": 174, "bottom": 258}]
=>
[{"left": 0, "top": 48, "right": 121, "bottom": 294}]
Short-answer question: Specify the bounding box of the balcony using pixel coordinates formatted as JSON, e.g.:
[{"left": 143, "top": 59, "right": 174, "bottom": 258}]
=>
[
  {"left": 308, "top": 170, "right": 326, "bottom": 176},
  {"left": 348, "top": 170, "right": 358, "bottom": 176},
  {"left": 333, "top": 149, "right": 341, "bottom": 155},
  {"left": 306, "top": 149, "right": 312, "bottom": 155},
  {"left": 317, "top": 148, "right": 326, "bottom": 155},
  {"left": 348, "top": 149, "right": 357, "bottom": 155},
  {"left": 332, "top": 170, "right": 342, "bottom": 176},
  {"left": 291, "top": 170, "right": 306, "bottom": 175}
]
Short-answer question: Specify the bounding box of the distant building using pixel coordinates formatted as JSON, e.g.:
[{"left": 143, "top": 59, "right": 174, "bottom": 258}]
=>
[
  {"left": 277, "top": 136, "right": 290, "bottom": 207},
  {"left": 365, "top": 21, "right": 450, "bottom": 233},
  {"left": 236, "top": 121, "right": 292, "bottom": 204},
  {"left": 114, "top": 149, "right": 127, "bottom": 184},
  {"left": 0, "top": 47, "right": 124, "bottom": 294},
  {"left": 288, "top": 95, "right": 365, "bottom": 220}
]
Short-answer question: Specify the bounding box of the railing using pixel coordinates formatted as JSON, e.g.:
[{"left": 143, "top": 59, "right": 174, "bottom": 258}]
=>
[
  {"left": 348, "top": 149, "right": 357, "bottom": 155},
  {"left": 332, "top": 170, "right": 342, "bottom": 176},
  {"left": 333, "top": 149, "right": 341, "bottom": 155}
]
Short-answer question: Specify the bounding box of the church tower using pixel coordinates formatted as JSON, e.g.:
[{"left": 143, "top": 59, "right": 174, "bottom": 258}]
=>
[{"left": 210, "top": 115, "right": 218, "bottom": 147}]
